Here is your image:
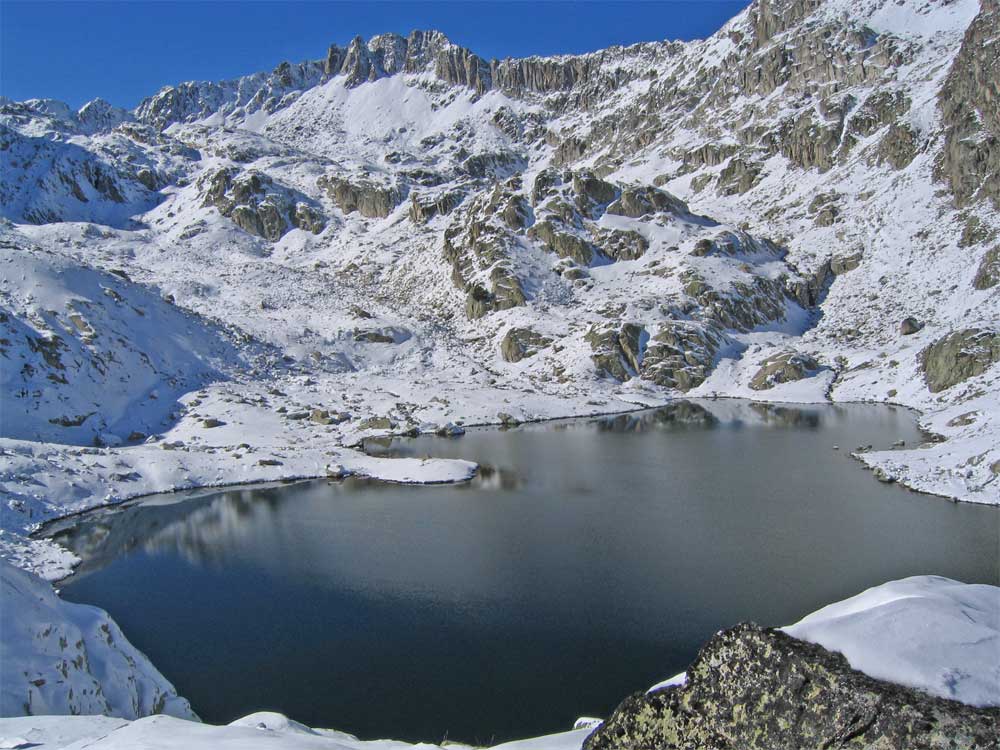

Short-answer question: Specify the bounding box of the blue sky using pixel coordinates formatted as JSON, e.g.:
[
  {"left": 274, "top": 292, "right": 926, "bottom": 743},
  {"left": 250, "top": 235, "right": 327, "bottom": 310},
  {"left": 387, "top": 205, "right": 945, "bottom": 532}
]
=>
[{"left": 1, "top": 1, "right": 750, "bottom": 110}]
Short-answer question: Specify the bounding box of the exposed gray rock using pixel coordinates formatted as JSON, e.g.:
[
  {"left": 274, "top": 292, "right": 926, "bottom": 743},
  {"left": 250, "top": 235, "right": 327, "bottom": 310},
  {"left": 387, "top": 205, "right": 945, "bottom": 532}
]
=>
[
  {"left": 460, "top": 151, "right": 525, "bottom": 180},
  {"left": 848, "top": 89, "right": 911, "bottom": 138},
  {"left": 717, "top": 158, "right": 761, "bottom": 195},
  {"left": 937, "top": 0, "right": 1000, "bottom": 208},
  {"left": 750, "top": 351, "right": 821, "bottom": 390},
  {"left": 529, "top": 219, "right": 595, "bottom": 265},
  {"left": 497, "top": 412, "right": 521, "bottom": 426},
  {"left": 808, "top": 192, "right": 840, "bottom": 226},
  {"left": 586, "top": 323, "right": 644, "bottom": 381},
  {"left": 641, "top": 322, "right": 723, "bottom": 391},
  {"left": 831, "top": 251, "right": 863, "bottom": 275},
  {"left": 443, "top": 182, "right": 530, "bottom": 319},
  {"left": 500, "top": 327, "right": 553, "bottom": 363},
  {"left": 595, "top": 228, "right": 648, "bottom": 262},
  {"left": 358, "top": 416, "right": 396, "bottom": 430},
  {"left": 900, "top": 317, "right": 922, "bottom": 336},
  {"left": 877, "top": 123, "right": 919, "bottom": 169},
  {"left": 921, "top": 329, "right": 1000, "bottom": 393},
  {"left": 584, "top": 623, "right": 1000, "bottom": 750},
  {"left": 606, "top": 185, "right": 687, "bottom": 218},
  {"left": 409, "top": 191, "right": 463, "bottom": 223},
  {"left": 572, "top": 170, "right": 619, "bottom": 213},
  {"left": 973, "top": 246, "right": 999, "bottom": 290},
  {"left": 319, "top": 175, "right": 402, "bottom": 218},
  {"left": 201, "top": 167, "right": 324, "bottom": 240}
]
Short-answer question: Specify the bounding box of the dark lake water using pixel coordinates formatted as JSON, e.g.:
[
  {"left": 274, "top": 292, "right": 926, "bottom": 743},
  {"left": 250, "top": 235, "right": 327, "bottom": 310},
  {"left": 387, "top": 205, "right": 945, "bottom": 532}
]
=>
[{"left": 49, "top": 400, "right": 1000, "bottom": 743}]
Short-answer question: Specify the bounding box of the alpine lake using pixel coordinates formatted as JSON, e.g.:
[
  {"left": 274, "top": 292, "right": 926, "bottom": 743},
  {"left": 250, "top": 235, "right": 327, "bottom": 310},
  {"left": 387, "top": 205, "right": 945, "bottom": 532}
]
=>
[{"left": 46, "top": 399, "right": 1000, "bottom": 744}]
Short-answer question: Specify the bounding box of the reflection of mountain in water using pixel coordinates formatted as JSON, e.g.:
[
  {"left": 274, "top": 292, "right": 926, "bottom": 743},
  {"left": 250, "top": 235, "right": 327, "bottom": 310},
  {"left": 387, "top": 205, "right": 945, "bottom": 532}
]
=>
[
  {"left": 47, "top": 487, "right": 284, "bottom": 579},
  {"left": 748, "top": 402, "right": 821, "bottom": 428}
]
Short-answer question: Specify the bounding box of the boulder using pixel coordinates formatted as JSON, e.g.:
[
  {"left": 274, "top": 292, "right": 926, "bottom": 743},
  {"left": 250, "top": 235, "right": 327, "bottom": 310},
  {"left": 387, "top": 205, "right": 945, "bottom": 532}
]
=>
[
  {"left": 500, "top": 328, "right": 553, "bottom": 363},
  {"left": 358, "top": 416, "right": 396, "bottom": 431},
  {"left": 900, "top": 317, "right": 922, "bottom": 336},
  {"left": 584, "top": 624, "right": 1000, "bottom": 750},
  {"left": 831, "top": 251, "right": 863, "bottom": 275},
  {"left": 750, "top": 351, "right": 820, "bottom": 390}
]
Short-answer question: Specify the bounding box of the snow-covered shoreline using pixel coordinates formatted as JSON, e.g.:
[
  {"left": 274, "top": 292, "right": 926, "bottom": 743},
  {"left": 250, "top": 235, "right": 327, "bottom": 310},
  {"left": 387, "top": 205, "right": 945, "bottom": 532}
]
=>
[{"left": 8, "top": 389, "right": 974, "bottom": 587}]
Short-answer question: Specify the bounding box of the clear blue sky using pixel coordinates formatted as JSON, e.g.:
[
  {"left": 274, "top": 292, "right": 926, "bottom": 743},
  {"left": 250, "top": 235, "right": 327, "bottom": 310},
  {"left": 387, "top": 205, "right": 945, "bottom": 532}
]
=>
[{"left": 1, "top": 1, "right": 750, "bottom": 110}]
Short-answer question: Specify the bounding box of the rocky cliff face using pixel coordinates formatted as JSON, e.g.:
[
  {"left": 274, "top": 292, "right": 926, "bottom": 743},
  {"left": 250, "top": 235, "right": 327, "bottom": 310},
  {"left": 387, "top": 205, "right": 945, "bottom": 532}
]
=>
[
  {"left": 585, "top": 623, "right": 1000, "bottom": 750},
  {"left": 937, "top": 0, "right": 1000, "bottom": 208}
]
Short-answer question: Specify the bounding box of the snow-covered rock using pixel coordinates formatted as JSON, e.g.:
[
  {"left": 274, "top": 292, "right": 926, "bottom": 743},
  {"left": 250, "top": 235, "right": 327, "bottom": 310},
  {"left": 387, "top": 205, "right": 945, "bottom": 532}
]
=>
[
  {"left": 783, "top": 575, "right": 1000, "bottom": 707},
  {"left": 587, "top": 577, "right": 1000, "bottom": 750},
  {"left": 0, "top": 559, "right": 195, "bottom": 720}
]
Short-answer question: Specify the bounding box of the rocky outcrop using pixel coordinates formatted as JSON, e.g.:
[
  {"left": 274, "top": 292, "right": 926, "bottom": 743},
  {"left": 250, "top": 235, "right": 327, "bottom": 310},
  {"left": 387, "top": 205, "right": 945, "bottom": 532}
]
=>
[
  {"left": 584, "top": 623, "right": 1000, "bottom": 750},
  {"left": 683, "top": 270, "right": 791, "bottom": 333},
  {"left": 201, "top": 167, "right": 324, "bottom": 240},
  {"left": 641, "top": 322, "right": 723, "bottom": 391},
  {"left": 460, "top": 151, "right": 525, "bottom": 180},
  {"left": 717, "top": 158, "right": 762, "bottom": 195},
  {"left": 876, "top": 123, "right": 919, "bottom": 169},
  {"left": 529, "top": 219, "right": 595, "bottom": 265},
  {"left": 831, "top": 251, "right": 863, "bottom": 275},
  {"left": 847, "top": 89, "right": 911, "bottom": 138},
  {"left": 572, "top": 170, "right": 619, "bottom": 214},
  {"left": 750, "top": 351, "right": 821, "bottom": 390},
  {"left": 936, "top": 0, "right": 1000, "bottom": 208},
  {"left": 586, "top": 323, "right": 644, "bottom": 381},
  {"left": 409, "top": 191, "right": 463, "bottom": 223},
  {"left": 500, "top": 327, "right": 553, "bottom": 363},
  {"left": 808, "top": 193, "right": 840, "bottom": 226},
  {"left": 319, "top": 175, "right": 402, "bottom": 218},
  {"left": 443, "top": 184, "right": 529, "bottom": 320},
  {"left": 921, "top": 329, "right": 1000, "bottom": 393},
  {"left": 973, "top": 246, "right": 999, "bottom": 290},
  {"left": 594, "top": 228, "right": 648, "bottom": 262},
  {"left": 606, "top": 185, "right": 687, "bottom": 218}
]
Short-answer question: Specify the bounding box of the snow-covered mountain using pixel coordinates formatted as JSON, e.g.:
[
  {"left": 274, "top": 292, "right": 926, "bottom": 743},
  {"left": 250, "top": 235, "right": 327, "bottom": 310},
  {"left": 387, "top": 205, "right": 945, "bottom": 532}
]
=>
[{"left": 1, "top": 0, "right": 998, "bottom": 584}]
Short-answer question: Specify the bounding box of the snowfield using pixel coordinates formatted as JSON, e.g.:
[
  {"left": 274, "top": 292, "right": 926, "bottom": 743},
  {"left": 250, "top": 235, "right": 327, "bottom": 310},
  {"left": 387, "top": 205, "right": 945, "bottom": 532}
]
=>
[{"left": 1, "top": 0, "right": 999, "bottom": 738}]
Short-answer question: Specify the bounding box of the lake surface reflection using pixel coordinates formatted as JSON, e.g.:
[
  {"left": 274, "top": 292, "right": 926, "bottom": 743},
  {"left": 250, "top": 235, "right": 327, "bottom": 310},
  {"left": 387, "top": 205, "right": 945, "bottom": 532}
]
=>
[{"left": 51, "top": 400, "right": 1000, "bottom": 743}]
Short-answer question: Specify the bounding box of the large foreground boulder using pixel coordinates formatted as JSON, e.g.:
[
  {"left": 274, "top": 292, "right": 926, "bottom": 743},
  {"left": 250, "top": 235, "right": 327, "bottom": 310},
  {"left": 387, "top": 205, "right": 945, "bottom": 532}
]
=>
[{"left": 585, "top": 623, "right": 1000, "bottom": 750}]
